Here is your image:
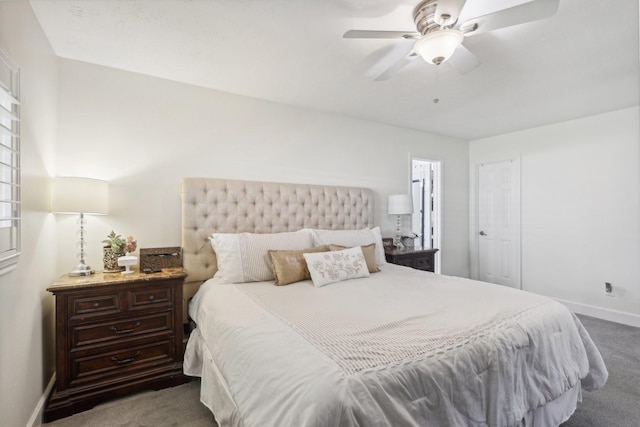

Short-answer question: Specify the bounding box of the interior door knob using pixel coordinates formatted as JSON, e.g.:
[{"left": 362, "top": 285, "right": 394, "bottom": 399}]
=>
[{"left": 479, "top": 231, "right": 487, "bottom": 236}]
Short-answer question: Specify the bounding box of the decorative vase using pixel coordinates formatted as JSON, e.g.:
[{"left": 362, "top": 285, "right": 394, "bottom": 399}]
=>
[{"left": 103, "top": 247, "right": 124, "bottom": 273}]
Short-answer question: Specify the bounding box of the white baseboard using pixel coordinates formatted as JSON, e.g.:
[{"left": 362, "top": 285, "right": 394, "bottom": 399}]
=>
[
  {"left": 556, "top": 298, "right": 640, "bottom": 328},
  {"left": 27, "top": 374, "right": 55, "bottom": 427}
]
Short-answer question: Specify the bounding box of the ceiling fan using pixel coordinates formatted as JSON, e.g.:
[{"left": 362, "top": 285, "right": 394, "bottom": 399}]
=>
[{"left": 344, "top": 0, "right": 559, "bottom": 81}]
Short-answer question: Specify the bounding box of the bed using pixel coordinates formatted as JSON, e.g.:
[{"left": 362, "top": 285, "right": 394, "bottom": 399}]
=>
[{"left": 180, "top": 177, "right": 607, "bottom": 427}]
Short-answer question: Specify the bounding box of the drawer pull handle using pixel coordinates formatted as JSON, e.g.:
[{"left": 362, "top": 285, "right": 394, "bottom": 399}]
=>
[
  {"left": 93, "top": 303, "right": 100, "bottom": 308},
  {"left": 110, "top": 351, "right": 141, "bottom": 365},
  {"left": 110, "top": 322, "right": 141, "bottom": 335},
  {"left": 148, "top": 295, "right": 155, "bottom": 301}
]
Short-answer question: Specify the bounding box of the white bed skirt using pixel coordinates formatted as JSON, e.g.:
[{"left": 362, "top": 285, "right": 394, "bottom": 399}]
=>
[
  {"left": 184, "top": 327, "right": 582, "bottom": 427},
  {"left": 184, "top": 328, "right": 239, "bottom": 426}
]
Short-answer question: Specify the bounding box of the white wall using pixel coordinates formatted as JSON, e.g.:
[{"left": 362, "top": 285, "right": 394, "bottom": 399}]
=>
[
  {"left": 0, "top": 2, "right": 58, "bottom": 427},
  {"left": 469, "top": 107, "right": 640, "bottom": 323},
  {"left": 54, "top": 58, "right": 470, "bottom": 279}
]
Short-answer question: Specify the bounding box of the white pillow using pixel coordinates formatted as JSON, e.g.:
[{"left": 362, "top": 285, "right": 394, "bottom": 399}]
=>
[
  {"left": 303, "top": 246, "right": 370, "bottom": 287},
  {"left": 210, "top": 233, "right": 243, "bottom": 283},
  {"left": 210, "top": 231, "right": 313, "bottom": 283},
  {"left": 369, "top": 226, "right": 387, "bottom": 266},
  {"left": 311, "top": 227, "right": 386, "bottom": 266}
]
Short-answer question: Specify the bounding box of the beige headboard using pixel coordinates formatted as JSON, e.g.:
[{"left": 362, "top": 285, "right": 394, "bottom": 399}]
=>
[{"left": 181, "top": 177, "right": 375, "bottom": 285}]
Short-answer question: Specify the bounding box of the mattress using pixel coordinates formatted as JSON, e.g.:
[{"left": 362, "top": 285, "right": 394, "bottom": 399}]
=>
[{"left": 184, "top": 264, "right": 607, "bottom": 427}]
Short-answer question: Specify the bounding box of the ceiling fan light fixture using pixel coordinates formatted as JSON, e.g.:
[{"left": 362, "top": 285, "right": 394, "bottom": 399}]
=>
[{"left": 415, "top": 29, "right": 463, "bottom": 65}]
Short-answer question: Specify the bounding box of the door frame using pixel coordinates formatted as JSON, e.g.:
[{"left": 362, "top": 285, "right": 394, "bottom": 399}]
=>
[
  {"left": 470, "top": 157, "right": 521, "bottom": 288},
  {"left": 409, "top": 154, "right": 442, "bottom": 274}
]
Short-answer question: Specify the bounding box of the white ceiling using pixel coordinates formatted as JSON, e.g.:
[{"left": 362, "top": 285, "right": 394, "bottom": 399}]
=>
[{"left": 30, "top": 0, "right": 639, "bottom": 140}]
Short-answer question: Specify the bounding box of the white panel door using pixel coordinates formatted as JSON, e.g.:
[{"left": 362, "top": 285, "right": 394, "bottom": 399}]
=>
[{"left": 478, "top": 160, "right": 520, "bottom": 288}]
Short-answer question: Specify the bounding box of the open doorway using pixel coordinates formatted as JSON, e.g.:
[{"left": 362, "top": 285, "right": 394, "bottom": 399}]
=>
[{"left": 411, "top": 157, "right": 442, "bottom": 273}]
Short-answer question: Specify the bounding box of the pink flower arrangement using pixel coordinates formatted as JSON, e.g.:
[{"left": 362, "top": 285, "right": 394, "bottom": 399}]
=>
[
  {"left": 124, "top": 236, "right": 137, "bottom": 254},
  {"left": 103, "top": 231, "right": 138, "bottom": 255}
]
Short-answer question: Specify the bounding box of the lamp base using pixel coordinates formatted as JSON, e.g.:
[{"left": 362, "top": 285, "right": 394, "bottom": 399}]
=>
[
  {"left": 393, "top": 214, "right": 405, "bottom": 249},
  {"left": 69, "top": 262, "right": 95, "bottom": 276}
]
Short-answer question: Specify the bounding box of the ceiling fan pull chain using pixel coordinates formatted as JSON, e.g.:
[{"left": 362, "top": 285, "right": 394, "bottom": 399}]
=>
[{"left": 433, "top": 66, "right": 440, "bottom": 104}]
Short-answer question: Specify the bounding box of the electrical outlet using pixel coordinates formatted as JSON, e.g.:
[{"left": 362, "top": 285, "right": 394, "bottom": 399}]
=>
[{"left": 605, "top": 282, "right": 615, "bottom": 297}]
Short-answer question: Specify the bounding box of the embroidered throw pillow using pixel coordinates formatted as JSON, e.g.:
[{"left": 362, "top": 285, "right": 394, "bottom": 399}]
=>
[
  {"left": 328, "top": 244, "right": 380, "bottom": 273},
  {"left": 303, "top": 246, "right": 370, "bottom": 288}
]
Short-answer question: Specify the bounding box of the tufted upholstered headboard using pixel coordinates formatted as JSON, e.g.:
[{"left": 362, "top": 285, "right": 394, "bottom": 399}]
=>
[{"left": 181, "top": 177, "right": 375, "bottom": 285}]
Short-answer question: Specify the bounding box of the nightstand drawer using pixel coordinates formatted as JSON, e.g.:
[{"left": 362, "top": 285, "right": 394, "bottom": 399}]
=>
[
  {"left": 384, "top": 247, "right": 438, "bottom": 273},
  {"left": 70, "top": 339, "right": 175, "bottom": 387},
  {"left": 391, "top": 256, "right": 415, "bottom": 268},
  {"left": 128, "top": 286, "right": 173, "bottom": 310},
  {"left": 71, "top": 312, "right": 174, "bottom": 349},
  {"left": 414, "top": 257, "right": 433, "bottom": 271},
  {"left": 69, "top": 292, "right": 124, "bottom": 320}
]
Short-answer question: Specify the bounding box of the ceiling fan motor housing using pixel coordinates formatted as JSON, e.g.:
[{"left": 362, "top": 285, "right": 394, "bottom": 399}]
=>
[{"left": 414, "top": 0, "right": 455, "bottom": 35}]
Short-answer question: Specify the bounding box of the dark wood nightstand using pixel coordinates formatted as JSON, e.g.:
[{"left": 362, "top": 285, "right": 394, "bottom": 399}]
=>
[
  {"left": 44, "top": 268, "right": 189, "bottom": 422},
  {"left": 385, "top": 247, "right": 439, "bottom": 272}
]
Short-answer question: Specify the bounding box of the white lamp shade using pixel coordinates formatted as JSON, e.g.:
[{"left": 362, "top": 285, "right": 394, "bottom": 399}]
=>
[
  {"left": 414, "top": 29, "right": 463, "bottom": 65},
  {"left": 51, "top": 177, "right": 109, "bottom": 215},
  {"left": 388, "top": 194, "right": 413, "bottom": 215}
]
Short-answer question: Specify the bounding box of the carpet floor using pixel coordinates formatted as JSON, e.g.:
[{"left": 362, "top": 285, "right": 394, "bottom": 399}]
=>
[
  {"left": 45, "top": 314, "right": 639, "bottom": 427},
  {"left": 560, "top": 314, "right": 640, "bottom": 427},
  {"left": 44, "top": 379, "right": 216, "bottom": 427}
]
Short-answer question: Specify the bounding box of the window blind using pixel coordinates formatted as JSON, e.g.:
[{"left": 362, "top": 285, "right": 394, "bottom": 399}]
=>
[{"left": 0, "top": 49, "right": 20, "bottom": 275}]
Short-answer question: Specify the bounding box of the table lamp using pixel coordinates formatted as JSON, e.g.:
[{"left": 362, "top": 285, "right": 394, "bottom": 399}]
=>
[
  {"left": 388, "top": 194, "right": 413, "bottom": 248},
  {"left": 51, "top": 177, "right": 108, "bottom": 276}
]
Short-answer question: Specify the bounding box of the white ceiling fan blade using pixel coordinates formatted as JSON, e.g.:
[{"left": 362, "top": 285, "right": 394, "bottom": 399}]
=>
[
  {"left": 459, "top": 0, "right": 559, "bottom": 36},
  {"left": 343, "top": 30, "right": 420, "bottom": 39},
  {"left": 435, "top": 0, "right": 467, "bottom": 27},
  {"left": 374, "top": 51, "right": 419, "bottom": 81},
  {"left": 448, "top": 44, "right": 479, "bottom": 74}
]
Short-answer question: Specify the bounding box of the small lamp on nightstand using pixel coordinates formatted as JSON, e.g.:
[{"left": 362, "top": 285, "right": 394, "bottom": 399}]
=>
[
  {"left": 51, "top": 177, "right": 109, "bottom": 276},
  {"left": 388, "top": 194, "right": 413, "bottom": 248}
]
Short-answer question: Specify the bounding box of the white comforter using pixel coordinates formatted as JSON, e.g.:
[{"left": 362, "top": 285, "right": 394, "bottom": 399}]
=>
[{"left": 184, "top": 264, "right": 607, "bottom": 427}]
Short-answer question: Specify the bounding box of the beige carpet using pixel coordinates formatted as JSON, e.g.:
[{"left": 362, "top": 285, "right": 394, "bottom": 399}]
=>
[{"left": 45, "top": 378, "right": 216, "bottom": 427}]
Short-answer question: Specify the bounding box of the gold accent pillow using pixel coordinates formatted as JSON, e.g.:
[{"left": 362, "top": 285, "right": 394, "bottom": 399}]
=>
[
  {"left": 269, "top": 245, "right": 330, "bottom": 286},
  {"left": 328, "top": 243, "right": 380, "bottom": 273}
]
